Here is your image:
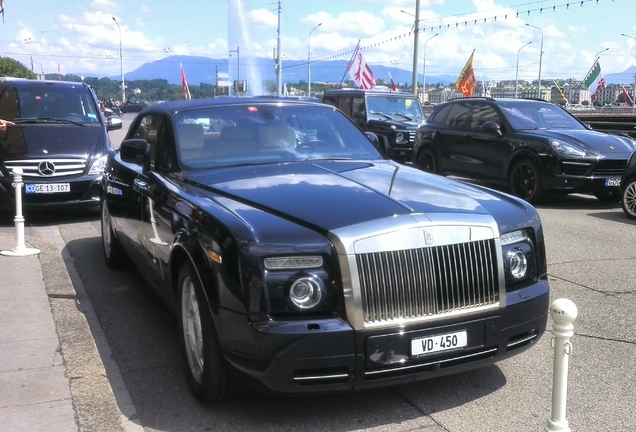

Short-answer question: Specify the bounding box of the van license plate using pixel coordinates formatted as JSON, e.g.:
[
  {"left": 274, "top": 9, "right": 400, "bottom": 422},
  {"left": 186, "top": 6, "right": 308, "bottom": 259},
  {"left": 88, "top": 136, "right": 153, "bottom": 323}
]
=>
[
  {"left": 25, "top": 183, "right": 71, "bottom": 194},
  {"left": 411, "top": 330, "right": 468, "bottom": 356}
]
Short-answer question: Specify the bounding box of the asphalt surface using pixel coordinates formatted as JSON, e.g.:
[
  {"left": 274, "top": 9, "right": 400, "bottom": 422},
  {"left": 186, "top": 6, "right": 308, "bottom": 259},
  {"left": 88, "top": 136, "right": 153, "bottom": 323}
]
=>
[{"left": 2, "top": 114, "right": 636, "bottom": 430}]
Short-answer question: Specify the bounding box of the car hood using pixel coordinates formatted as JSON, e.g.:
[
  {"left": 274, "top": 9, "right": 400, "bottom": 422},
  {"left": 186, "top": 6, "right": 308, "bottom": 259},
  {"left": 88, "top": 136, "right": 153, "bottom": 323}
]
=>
[
  {"left": 0, "top": 124, "right": 105, "bottom": 160},
  {"left": 184, "top": 160, "right": 533, "bottom": 232},
  {"left": 531, "top": 129, "right": 636, "bottom": 156}
]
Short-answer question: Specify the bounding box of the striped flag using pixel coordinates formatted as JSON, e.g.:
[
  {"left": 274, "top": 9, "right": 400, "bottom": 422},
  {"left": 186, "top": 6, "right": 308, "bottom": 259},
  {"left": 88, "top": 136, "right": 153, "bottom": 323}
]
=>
[
  {"left": 347, "top": 47, "right": 376, "bottom": 89},
  {"left": 180, "top": 63, "right": 191, "bottom": 100},
  {"left": 583, "top": 59, "right": 605, "bottom": 101}
]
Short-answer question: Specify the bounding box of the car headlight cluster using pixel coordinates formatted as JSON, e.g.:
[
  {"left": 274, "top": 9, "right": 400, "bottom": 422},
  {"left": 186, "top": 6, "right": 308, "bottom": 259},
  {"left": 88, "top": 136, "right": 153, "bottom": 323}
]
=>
[
  {"left": 88, "top": 155, "right": 108, "bottom": 175},
  {"left": 500, "top": 230, "right": 536, "bottom": 287},
  {"left": 549, "top": 139, "right": 597, "bottom": 158},
  {"left": 263, "top": 255, "right": 333, "bottom": 314}
]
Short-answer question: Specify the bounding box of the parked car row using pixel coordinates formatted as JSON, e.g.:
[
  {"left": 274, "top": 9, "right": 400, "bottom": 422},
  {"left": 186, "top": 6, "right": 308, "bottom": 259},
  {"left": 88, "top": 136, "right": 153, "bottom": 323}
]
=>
[{"left": 4, "top": 82, "right": 636, "bottom": 404}]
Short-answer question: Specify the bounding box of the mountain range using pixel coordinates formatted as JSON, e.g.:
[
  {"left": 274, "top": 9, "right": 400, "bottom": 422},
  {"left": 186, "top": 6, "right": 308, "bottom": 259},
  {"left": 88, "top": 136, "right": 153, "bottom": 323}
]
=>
[{"left": 100, "top": 55, "right": 636, "bottom": 89}]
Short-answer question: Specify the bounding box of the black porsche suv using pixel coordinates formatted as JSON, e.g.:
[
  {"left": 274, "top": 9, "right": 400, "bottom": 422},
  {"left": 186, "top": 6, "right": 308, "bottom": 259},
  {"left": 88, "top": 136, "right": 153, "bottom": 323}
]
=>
[
  {"left": 413, "top": 97, "right": 636, "bottom": 204},
  {"left": 323, "top": 89, "right": 425, "bottom": 162}
]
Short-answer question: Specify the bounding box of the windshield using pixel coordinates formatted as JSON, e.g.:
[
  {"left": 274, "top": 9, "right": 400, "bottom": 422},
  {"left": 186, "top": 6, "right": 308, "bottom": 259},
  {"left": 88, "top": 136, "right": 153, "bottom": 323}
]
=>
[
  {"left": 175, "top": 104, "right": 383, "bottom": 169},
  {"left": 499, "top": 102, "right": 585, "bottom": 130},
  {"left": 0, "top": 82, "right": 101, "bottom": 124},
  {"left": 366, "top": 95, "right": 424, "bottom": 119}
]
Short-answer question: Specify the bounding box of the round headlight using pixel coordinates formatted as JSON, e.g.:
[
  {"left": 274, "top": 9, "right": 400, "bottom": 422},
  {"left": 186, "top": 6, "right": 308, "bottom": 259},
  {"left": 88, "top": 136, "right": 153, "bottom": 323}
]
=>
[
  {"left": 289, "top": 276, "right": 323, "bottom": 310},
  {"left": 508, "top": 250, "right": 528, "bottom": 279}
]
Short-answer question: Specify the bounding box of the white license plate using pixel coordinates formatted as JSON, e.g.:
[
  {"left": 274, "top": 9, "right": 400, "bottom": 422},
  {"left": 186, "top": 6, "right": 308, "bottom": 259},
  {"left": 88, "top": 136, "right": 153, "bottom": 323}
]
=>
[
  {"left": 25, "top": 183, "right": 71, "bottom": 194},
  {"left": 605, "top": 177, "right": 620, "bottom": 187},
  {"left": 411, "top": 330, "right": 468, "bottom": 356}
]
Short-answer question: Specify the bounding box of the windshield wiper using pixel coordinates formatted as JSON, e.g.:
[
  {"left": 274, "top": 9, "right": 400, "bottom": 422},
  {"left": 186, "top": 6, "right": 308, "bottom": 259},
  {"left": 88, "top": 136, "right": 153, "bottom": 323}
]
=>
[
  {"left": 13, "top": 117, "right": 85, "bottom": 127},
  {"left": 368, "top": 111, "right": 392, "bottom": 120}
]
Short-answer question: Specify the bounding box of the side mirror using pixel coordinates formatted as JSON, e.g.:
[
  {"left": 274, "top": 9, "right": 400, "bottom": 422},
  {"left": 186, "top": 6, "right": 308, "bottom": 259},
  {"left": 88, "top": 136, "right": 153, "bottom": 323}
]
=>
[
  {"left": 482, "top": 121, "right": 503, "bottom": 138},
  {"left": 120, "top": 139, "right": 151, "bottom": 174},
  {"left": 107, "top": 116, "right": 123, "bottom": 131}
]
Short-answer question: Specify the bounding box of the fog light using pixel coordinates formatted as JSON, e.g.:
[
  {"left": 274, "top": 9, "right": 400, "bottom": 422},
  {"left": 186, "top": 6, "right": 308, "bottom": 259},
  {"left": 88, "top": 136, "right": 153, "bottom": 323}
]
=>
[
  {"left": 289, "top": 276, "right": 323, "bottom": 309},
  {"left": 508, "top": 250, "right": 528, "bottom": 279}
]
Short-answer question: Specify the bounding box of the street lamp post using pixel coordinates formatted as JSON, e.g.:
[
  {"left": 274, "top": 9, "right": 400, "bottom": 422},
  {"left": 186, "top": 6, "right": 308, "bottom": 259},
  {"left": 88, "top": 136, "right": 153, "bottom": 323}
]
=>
[
  {"left": 400, "top": 0, "right": 421, "bottom": 95},
  {"left": 230, "top": 46, "right": 240, "bottom": 94},
  {"left": 422, "top": 33, "right": 438, "bottom": 103},
  {"left": 621, "top": 34, "right": 636, "bottom": 107},
  {"left": 515, "top": 41, "right": 532, "bottom": 98},
  {"left": 112, "top": 17, "right": 125, "bottom": 103},
  {"left": 308, "top": 23, "right": 322, "bottom": 97},
  {"left": 525, "top": 23, "right": 543, "bottom": 100}
]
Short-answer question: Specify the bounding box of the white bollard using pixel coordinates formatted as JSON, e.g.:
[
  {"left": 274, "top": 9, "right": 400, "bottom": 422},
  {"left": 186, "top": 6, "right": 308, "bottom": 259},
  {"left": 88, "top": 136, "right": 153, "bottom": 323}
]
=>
[
  {"left": 545, "top": 298, "right": 578, "bottom": 432},
  {"left": 0, "top": 168, "right": 40, "bottom": 257}
]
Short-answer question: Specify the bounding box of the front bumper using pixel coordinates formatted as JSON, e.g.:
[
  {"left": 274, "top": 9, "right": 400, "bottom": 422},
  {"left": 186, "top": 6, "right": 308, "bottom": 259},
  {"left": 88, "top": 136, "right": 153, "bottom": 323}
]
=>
[
  {"left": 216, "top": 279, "right": 550, "bottom": 395},
  {"left": 0, "top": 175, "right": 102, "bottom": 211}
]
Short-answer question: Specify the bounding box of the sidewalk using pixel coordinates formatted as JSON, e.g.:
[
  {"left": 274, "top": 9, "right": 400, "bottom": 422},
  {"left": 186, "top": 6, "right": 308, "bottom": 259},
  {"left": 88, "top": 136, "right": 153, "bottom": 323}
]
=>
[{"left": 0, "top": 230, "right": 129, "bottom": 432}]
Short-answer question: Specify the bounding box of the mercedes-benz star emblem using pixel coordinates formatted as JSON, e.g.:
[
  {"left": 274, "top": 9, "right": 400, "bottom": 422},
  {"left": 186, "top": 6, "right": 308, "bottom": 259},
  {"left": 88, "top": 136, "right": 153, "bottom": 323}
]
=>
[{"left": 38, "top": 161, "right": 56, "bottom": 176}]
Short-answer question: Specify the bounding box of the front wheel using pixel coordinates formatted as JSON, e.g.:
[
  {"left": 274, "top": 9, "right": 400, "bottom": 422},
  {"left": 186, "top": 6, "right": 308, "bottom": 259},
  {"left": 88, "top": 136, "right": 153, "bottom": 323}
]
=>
[
  {"left": 509, "top": 159, "right": 545, "bottom": 204},
  {"left": 622, "top": 178, "right": 636, "bottom": 219},
  {"left": 177, "top": 261, "right": 239, "bottom": 402},
  {"left": 415, "top": 147, "right": 439, "bottom": 174},
  {"left": 101, "top": 199, "right": 126, "bottom": 269}
]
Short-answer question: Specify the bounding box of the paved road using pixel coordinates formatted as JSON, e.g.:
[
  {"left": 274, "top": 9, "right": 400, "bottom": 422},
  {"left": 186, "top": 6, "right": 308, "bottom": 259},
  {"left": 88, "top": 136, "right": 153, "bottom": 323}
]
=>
[{"left": 4, "top": 117, "right": 636, "bottom": 431}]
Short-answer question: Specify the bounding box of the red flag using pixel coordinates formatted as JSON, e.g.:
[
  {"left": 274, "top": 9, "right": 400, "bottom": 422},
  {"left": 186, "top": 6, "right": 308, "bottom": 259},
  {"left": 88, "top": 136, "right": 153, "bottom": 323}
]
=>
[
  {"left": 347, "top": 49, "right": 376, "bottom": 89},
  {"left": 455, "top": 50, "right": 477, "bottom": 97},
  {"left": 180, "top": 63, "right": 191, "bottom": 100},
  {"left": 388, "top": 73, "right": 397, "bottom": 91}
]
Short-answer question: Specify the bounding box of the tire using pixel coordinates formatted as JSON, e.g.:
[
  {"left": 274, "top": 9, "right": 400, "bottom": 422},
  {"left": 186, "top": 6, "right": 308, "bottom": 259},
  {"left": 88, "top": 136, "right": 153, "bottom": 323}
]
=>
[
  {"left": 177, "top": 261, "right": 239, "bottom": 402},
  {"left": 509, "top": 159, "right": 545, "bottom": 204},
  {"left": 101, "top": 199, "right": 126, "bottom": 269},
  {"left": 622, "top": 178, "right": 636, "bottom": 220},
  {"left": 415, "top": 147, "right": 439, "bottom": 174}
]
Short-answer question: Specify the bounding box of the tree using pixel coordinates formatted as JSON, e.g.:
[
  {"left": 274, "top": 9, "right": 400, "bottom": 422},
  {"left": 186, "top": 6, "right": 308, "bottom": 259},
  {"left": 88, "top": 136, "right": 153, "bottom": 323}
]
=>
[{"left": 0, "top": 57, "right": 36, "bottom": 79}]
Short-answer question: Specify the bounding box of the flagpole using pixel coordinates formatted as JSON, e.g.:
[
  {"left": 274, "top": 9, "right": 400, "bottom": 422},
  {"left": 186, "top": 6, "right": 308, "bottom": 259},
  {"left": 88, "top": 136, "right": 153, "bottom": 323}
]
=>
[{"left": 339, "top": 40, "right": 360, "bottom": 88}]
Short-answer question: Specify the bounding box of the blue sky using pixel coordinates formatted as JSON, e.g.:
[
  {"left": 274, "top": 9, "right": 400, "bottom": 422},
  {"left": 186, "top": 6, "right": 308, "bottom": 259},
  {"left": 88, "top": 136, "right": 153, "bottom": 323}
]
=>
[{"left": 1, "top": 0, "right": 635, "bottom": 84}]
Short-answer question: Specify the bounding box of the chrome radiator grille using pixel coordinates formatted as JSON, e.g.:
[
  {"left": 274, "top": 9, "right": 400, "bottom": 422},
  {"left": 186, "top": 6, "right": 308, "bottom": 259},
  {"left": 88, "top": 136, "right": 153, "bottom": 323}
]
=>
[
  {"left": 4, "top": 158, "right": 87, "bottom": 178},
  {"left": 356, "top": 239, "right": 499, "bottom": 326}
]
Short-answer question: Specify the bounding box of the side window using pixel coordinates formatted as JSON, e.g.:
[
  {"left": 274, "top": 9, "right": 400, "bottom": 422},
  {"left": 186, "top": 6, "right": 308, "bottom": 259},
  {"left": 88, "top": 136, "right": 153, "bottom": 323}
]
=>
[
  {"left": 470, "top": 104, "right": 500, "bottom": 128},
  {"left": 444, "top": 103, "right": 471, "bottom": 127},
  {"left": 336, "top": 96, "right": 352, "bottom": 117},
  {"left": 131, "top": 114, "right": 171, "bottom": 170},
  {"left": 352, "top": 96, "right": 365, "bottom": 120}
]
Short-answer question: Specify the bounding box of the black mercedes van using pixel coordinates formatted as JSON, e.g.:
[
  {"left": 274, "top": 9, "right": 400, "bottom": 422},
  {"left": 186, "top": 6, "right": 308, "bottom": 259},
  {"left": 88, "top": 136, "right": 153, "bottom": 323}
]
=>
[{"left": 0, "top": 78, "right": 122, "bottom": 211}]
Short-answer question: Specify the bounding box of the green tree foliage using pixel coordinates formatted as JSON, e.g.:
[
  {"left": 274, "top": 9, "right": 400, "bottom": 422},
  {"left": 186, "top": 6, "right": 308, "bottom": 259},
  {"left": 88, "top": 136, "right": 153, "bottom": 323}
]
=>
[{"left": 0, "top": 57, "right": 37, "bottom": 79}]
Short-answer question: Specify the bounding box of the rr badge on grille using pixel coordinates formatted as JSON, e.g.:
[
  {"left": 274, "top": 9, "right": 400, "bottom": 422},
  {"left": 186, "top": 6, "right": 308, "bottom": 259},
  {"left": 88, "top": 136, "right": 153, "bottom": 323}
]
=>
[{"left": 423, "top": 228, "right": 434, "bottom": 245}]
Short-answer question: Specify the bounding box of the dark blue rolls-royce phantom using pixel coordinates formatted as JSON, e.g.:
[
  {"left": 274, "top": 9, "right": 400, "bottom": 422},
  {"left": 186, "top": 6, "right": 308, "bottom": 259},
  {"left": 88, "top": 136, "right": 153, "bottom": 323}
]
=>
[{"left": 100, "top": 96, "right": 550, "bottom": 402}]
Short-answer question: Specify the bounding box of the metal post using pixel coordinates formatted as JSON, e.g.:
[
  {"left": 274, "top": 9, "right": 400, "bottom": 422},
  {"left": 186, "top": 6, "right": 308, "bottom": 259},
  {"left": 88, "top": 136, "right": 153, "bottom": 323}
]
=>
[
  {"left": 515, "top": 41, "right": 532, "bottom": 98},
  {"left": 422, "top": 33, "right": 438, "bottom": 103},
  {"left": 0, "top": 168, "right": 40, "bottom": 257},
  {"left": 112, "top": 17, "right": 125, "bottom": 103},
  {"left": 545, "top": 298, "right": 578, "bottom": 432},
  {"left": 276, "top": 0, "right": 282, "bottom": 95},
  {"left": 308, "top": 23, "right": 322, "bottom": 97},
  {"left": 526, "top": 23, "right": 543, "bottom": 100}
]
